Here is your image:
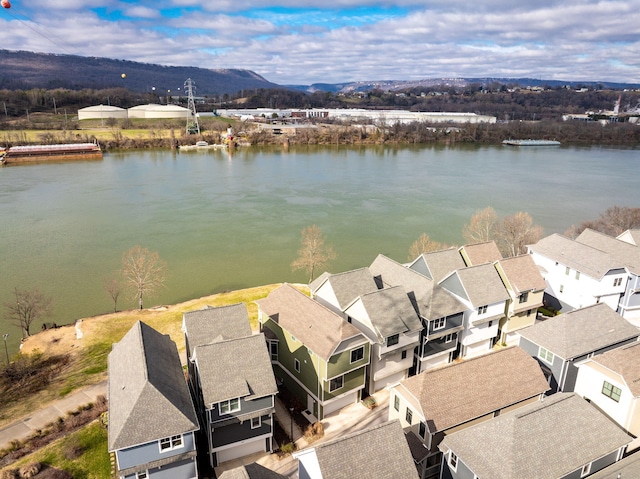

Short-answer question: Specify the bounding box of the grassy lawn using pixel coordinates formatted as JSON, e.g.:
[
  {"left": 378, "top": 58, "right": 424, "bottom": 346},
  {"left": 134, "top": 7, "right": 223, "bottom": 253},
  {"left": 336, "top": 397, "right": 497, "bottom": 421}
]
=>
[
  {"left": 1, "top": 421, "right": 110, "bottom": 479},
  {"left": 0, "top": 283, "right": 290, "bottom": 429}
]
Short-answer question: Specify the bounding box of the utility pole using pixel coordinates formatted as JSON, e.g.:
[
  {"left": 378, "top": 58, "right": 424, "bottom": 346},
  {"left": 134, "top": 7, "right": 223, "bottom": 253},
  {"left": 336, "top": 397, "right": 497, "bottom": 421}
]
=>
[{"left": 184, "top": 78, "right": 200, "bottom": 135}]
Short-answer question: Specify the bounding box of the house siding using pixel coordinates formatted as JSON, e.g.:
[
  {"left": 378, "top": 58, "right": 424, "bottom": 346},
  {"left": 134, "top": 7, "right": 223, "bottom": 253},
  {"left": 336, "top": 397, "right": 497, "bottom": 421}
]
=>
[
  {"left": 116, "top": 432, "right": 196, "bottom": 471},
  {"left": 326, "top": 342, "right": 369, "bottom": 379},
  {"left": 209, "top": 395, "right": 274, "bottom": 423},
  {"left": 122, "top": 457, "right": 197, "bottom": 479},
  {"left": 517, "top": 337, "right": 563, "bottom": 392},
  {"left": 211, "top": 414, "right": 273, "bottom": 448}
]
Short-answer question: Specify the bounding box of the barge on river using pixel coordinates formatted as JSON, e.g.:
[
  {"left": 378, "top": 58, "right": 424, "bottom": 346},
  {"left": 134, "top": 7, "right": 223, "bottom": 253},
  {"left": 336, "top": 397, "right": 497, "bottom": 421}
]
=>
[
  {"left": 0, "top": 143, "right": 102, "bottom": 164},
  {"left": 502, "top": 139, "right": 561, "bottom": 146}
]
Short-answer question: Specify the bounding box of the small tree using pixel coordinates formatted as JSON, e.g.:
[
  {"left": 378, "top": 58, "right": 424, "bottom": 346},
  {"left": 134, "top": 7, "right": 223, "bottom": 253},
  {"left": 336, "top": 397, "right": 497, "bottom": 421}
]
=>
[
  {"left": 408, "top": 233, "right": 451, "bottom": 260},
  {"left": 4, "top": 287, "right": 53, "bottom": 338},
  {"left": 121, "top": 246, "right": 167, "bottom": 310},
  {"left": 462, "top": 206, "right": 498, "bottom": 244},
  {"left": 495, "top": 212, "right": 544, "bottom": 257},
  {"left": 103, "top": 277, "right": 121, "bottom": 313},
  {"left": 291, "top": 225, "right": 336, "bottom": 283}
]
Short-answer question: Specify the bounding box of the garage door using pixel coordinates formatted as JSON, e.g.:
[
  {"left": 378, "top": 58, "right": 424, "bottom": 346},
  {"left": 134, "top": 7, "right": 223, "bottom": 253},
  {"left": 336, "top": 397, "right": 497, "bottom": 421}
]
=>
[
  {"left": 324, "top": 392, "right": 357, "bottom": 417},
  {"left": 216, "top": 438, "right": 265, "bottom": 464}
]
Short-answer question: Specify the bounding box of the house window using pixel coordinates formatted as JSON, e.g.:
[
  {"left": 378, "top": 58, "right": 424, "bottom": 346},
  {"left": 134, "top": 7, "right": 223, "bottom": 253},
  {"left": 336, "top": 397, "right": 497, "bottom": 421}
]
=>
[
  {"left": 401, "top": 350, "right": 408, "bottom": 360},
  {"left": 394, "top": 395, "right": 400, "bottom": 411},
  {"left": 159, "top": 435, "right": 183, "bottom": 452},
  {"left": 559, "top": 285, "right": 564, "bottom": 293},
  {"left": 294, "top": 358, "right": 300, "bottom": 373},
  {"left": 136, "top": 472, "right": 148, "bottom": 479},
  {"left": 350, "top": 346, "right": 364, "bottom": 363},
  {"left": 346, "top": 316, "right": 353, "bottom": 324},
  {"left": 329, "top": 376, "right": 344, "bottom": 392},
  {"left": 270, "top": 342, "right": 278, "bottom": 361},
  {"left": 449, "top": 452, "right": 458, "bottom": 471},
  {"left": 614, "top": 278, "right": 622, "bottom": 287},
  {"left": 433, "top": 317, "right": 446, "bottom": 330},
  {"left": 477, "top": 305, "right": 488, "bottom": 315},
  {"left": 518, "top": 291, "right": 529, "bottom": 303},
  {"left": 538, "top": 347, "right": 554, "bottom": 364},
  {"left": 419, "top": 421, "right": 426, "bottom": 439},
  {"left": 581, "top": 463, "right": 592, "bottom": 477},
  {"left": 487, "top": 321, "right": 493, "bottom": 328},
  {"left": 565, "top": 266, "right": 570, "bottom": 275},
  {"left": 575, "top": 271, "right": 580, "bottom": 280},
  {"left": 444, "top": 333, "right": 455, "bottom": 343},
  {"left": 219, "top": 398, "right": 240, "bottom": 415},
  {"left": 527, "top": 309, "right": 533, "bottom": 317},
  {"left": 387, "top": 334, "right": 400, "bottom": 347},
  {"left": 405, "top": 407, "right": 413, "bottom": 424},
  {"left": 251, "top": 417, "right": 261, "bottom": 429},
  {"left": 602, "top": 381, "right": 622, "bottom": 402}
]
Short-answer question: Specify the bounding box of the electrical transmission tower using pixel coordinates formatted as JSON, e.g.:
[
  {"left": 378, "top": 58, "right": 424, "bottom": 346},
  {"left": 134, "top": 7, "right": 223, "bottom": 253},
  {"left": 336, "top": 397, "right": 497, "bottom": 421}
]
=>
[{"left": 184, "top": 78, "right": 200, "bottom": 135}]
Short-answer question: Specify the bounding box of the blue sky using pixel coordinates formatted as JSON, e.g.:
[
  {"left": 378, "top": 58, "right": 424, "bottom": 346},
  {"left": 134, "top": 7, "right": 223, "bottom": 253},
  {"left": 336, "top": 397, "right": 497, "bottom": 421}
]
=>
[{"left": 1, "top": 0, "right": 639, "bottom": 85}]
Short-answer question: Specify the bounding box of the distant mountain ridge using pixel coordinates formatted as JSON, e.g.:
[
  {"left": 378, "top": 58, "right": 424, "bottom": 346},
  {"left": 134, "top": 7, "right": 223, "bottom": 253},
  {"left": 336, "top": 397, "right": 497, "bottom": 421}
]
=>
[{"left": 0, "top": 50, "right": 278, "bottom": 95}]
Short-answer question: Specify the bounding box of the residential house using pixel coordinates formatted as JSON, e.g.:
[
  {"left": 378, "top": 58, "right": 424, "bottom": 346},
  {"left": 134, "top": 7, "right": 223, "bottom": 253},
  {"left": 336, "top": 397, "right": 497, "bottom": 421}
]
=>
[
  {"left": 517, "top": 302, "right": 640, "bottom": 393},
  {"left": 183, "top": 303, "right": 277, "bottom": 467},
  {"left": 294, "top": 420, "right": 418, "bottom": 479},
  {"left": 108, "top": 321, "right": 200, "bottom": 479},
  {"left": 256, "top": 283, "right": 370, "bottom": 421},
  {"left": 217, "top": 463, "right": 287, "bottom": 479},
  {"left": 458, "top": 241, "right": 502, "bottom": 266},
  {"left": 389, "top": 346, "right": 549, "bottom": 479},
  {"left": 372, "top": 254, "right": 467, "bottom": 373},
  {"left": 439, "top": 393, "right": 632, "bottom": 479},
  {"left": 574, "top": 341, "right": 640, "bottom": 437},
  {"left": 528, "top": 229, "right": 640, "bottom": 319},
  {"left": 438, "top": 263, "right": 509, "bottom": 357},
  {"left": 310, "top": 267, "right": 379, "bottom": 312},
  {"left": 494, "top": 254, "right": 546, "bottom": 345},
  {"left": 588, "top": 450, "right": 640, "bottom": 479}
]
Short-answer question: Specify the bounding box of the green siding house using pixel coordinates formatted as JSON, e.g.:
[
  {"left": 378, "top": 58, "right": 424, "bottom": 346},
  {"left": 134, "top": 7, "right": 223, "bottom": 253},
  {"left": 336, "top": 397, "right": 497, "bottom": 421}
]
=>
[{"left": 257, "top": 284, "right": 370, "bottom": 422}]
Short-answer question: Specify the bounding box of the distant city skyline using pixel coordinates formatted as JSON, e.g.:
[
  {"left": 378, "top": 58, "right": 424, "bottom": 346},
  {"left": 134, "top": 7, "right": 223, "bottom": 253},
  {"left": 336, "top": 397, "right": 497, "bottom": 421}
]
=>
[{"left": 1, "top": 1, "right": 639, "bottom": 85}]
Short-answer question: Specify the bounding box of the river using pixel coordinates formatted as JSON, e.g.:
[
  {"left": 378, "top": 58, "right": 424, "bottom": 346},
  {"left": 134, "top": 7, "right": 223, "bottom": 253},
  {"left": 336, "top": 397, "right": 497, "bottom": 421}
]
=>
[{"left": 1, "top": 144, "right": 638, "bottom": 355}]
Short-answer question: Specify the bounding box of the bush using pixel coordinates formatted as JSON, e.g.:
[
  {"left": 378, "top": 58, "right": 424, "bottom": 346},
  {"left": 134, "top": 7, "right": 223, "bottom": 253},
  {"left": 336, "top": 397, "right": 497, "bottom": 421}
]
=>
[{"left": 18, "top": 463, "right": 41, "bottom": 478}]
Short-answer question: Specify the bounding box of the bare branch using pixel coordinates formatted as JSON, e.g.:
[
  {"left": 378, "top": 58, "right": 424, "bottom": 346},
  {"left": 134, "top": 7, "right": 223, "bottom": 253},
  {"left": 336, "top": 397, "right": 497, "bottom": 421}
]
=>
[
  {"left": 121, "top": 246, "right": 168, "bottom": 310},
  {"left": 4, "top": 287, "right": 53, "bottom": 338},
  {"left": 462, "top": 206, "right": 498, "bottom": 244},
  {"left": 291, "top": 225, "right": 336, "bottom": 283},
  {"left": 408, "top": 233, "right": 452, "bottom": 260}
]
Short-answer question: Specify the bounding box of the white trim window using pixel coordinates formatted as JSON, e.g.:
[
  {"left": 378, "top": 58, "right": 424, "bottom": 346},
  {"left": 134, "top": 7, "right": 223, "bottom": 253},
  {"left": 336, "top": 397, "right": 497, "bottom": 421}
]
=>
[
  {"left": 602, "top": 381, "right": 622, "bottom": 402},
  {"left": 350, "top": 346, "right": 365, "bottom": 363},
  {"left": 538, "top": 346, "right": 554, "bottom": 364},
  {"left": 518, "top": 291, "right": 529, "bottom": 304},
  {"left": 393, "top": 395, "right": 400, "bottom": 411},
  {"left": 329, "top": 375, "right": 344, "bottom": 392},
  {"left": 448, "top": 451, "right": 458, "bottom": 471},
  {"left": 159, "top": 434, "right": 183, "bottom": 452},
  {"left": 136, "top": 471, "right": 148, "bottom": 479},
  {"left": 387, "top": 334, "right": 400, "bottom": 347},
  {"left": 614, "top": 277, "right": 623, "bottom": 287},
  {"left": 477, "top": 305, "right": 488, "bottom": 315},
  {"left": 433, "top": 317, "right": 446, "bottom": 331},
  {"left": 269, "top": 341, "right": 278, "bottom": 361},
  {"left": 219, "top": 398, "right": 241, "bottom": 415},
  {"left": 294, "top": 358, "right": 300, "bottom": 373},
  {"left": 581, "top": 462, "right": 592, "bottom": 477},
  {"left": 251, "top": 416, "right": 261, "bottom": 429}
]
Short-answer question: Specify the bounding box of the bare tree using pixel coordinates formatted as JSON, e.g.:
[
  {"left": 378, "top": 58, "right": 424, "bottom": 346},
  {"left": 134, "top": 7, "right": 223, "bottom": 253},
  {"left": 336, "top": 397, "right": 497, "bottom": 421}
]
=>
[
  {"left": 462, "top": 206, "right": 498, "bottom": 244},
  {"left": 121, "top": 246, "right": 168, "bottom": 310},
  {"left": 4, "top": 287, "right": 53, "bottom": 338},
  {"left": 408, "top": 233, "right": 452, "bottom": 260},
  {"left": 103, "top": 277, "right": 121, "bottom": 313},
  {"left": 291, "top": 225, "right": 336, "bottom": 283},
  {"left": 495, "top": 212, "right": 544, "bottom": 257},
  {"left": 567, "top": 206, "right": 640, "bottom": 238}
]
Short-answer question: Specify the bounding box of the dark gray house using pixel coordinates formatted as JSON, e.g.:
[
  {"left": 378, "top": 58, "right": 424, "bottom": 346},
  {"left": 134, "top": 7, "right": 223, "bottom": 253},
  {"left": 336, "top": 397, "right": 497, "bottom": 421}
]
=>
[
  {"left": 517, "top": 302, "right": 640, "bottom": 393},
  {"left": 108, "top": 321, "right": 200, "bottom": 479},
  {"left": 439, "top": 393, "right": 632, "bottom": 479}
]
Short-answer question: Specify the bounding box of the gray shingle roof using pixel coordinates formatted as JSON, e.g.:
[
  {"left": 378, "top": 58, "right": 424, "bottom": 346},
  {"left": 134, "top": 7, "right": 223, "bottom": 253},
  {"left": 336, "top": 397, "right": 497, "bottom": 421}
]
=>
[
  {"left": 256, "top": 284, "right": 365, "bottom": 361},
  {"left": 576, "top": 228, "right": 640, "bottom": 275},
  {"left": 589, "top": 341, "right": 640, "bottom": 396},
  {"left": 439, "top": 393, "right": 632, "bottom": 479},
  {"left": 218, "top": 463, "right": 287, "bottom": 479},
  {"left": 309, "top": 420, "right": 418, "bottom": 479},
  {"left": 529, "top": 233, "right": 617, "bottom": 280},
  {"left": 518, "top": 303, "right": 640, "bottom": 359},
  {"left": 194, "top": 333, "right": 277, "bottom": 407},
  {"left": 497, "top": 254, "right": 546, "bottom": 295},
  {"left": 107, "top": 321, "right": 199, "bottom": 451},
  {"left": 418, "top": 248, "right": 467, "bottom": 282},
  {"left": 460, "top": 241, "right": 502, "bottom": 266},
  {"left": 441, "top": 263, "right": 509, "bottom": 307},
  {"left": 398, "top": 346, "right": 549, "bottom": 432},
  {"left": 312, "top": 267, "right": 379, "bottom": 310},
  {"left": 356, "top": 286, "right": 423, "bottom": 339},
  {"left": 183, "top": 303, "right": 252, "bottom": 357}
]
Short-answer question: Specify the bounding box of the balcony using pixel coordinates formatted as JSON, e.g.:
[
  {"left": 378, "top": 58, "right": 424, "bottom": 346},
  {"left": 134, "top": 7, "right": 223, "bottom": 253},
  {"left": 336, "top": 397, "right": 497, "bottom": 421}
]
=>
[
  {"left": 425, "top": 313, "right": 464, "bottom": 339},
  {"left": 421, "top": 337, "right": 457, "bottom": 358}
]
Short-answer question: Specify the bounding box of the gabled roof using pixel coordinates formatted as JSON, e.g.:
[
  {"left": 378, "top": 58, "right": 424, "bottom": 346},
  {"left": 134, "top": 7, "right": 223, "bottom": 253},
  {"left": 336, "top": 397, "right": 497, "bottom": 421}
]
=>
[
  {"left": 497, "top": 254, "right": 546, "bottom": 295},
  {"left": 218, "top": 463, "right": 287, "bottom": 479},
  {"left": 459, "top": 241, "right": 503, "bottom": 266},
  {"left": 183, "top": 303, "right": 252, "bottom": 356},
  {"left": 397, "top": 346, "right": 549, "bottom": 432},
  {"left": 311, "top": 267, "right": 379, "bottom": 310},
  {"left": 576, "top": 228, "right": 640, "bottom": 275},
  {"left": 297, "top": 420, "right": 417, "bottom": 479},
  {"left": 354, "top": 286, "right": 423, "bottom": 339},
  {"left": 256, "top": 284, "right": 365, "bottom": 361},
  {"left": 617, "top": 228, "right": 640, "bottom": 246},
  {"left": 528, "top": 233, "right": 618, "bottom": 280},
  {"left": 440, "top": 263, "right": 509, "bottom": 307},
  {"left": 194, "top": 333, "right": 277, "bottom": 407},
  {"left": 108, "top": 321, "right": 199, "bottom": 451},
  {"left": 439, "top": 393, "right": 632, "bottom": 479},
  {"left": 414, "top": 248, "right": 466, "bottom": 282},
  {"left": 518, "top": 303, "right": 640, "bottom": 359},
  {"left": 588, "top": 341, "right": 640, "bottom": 396}
]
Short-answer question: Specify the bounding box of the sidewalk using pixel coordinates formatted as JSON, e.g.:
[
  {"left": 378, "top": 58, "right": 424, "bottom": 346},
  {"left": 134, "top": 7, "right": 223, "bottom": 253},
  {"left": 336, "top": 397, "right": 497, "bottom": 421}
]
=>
[{"left": 0, "top": 381, "right": 107, "bottom": 451}]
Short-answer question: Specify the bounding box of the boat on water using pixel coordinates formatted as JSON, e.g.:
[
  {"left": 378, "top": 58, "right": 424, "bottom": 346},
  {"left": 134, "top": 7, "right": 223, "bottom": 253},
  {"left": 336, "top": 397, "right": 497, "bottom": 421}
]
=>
[
  {"left": 178, "top": 141, "right": 227, "bottom": 151},
  {"left": 2, "top": 143, "right": 103, "bottom": 164},
  {"left": 502, "top": 139, "right": 561, "bottom": 146}
]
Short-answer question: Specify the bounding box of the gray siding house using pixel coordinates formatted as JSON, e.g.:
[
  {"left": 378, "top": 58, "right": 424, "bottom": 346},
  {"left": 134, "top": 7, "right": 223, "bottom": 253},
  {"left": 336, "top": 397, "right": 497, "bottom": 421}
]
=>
[
  {"left": 439, "top": 393, "right": 632, "bottom": 479},
  {"left": 517, "top": 302, "right": 640, "bottom": 393},
  {"left": 108, "top": 321, "right": 200, "bottom": 479}
]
